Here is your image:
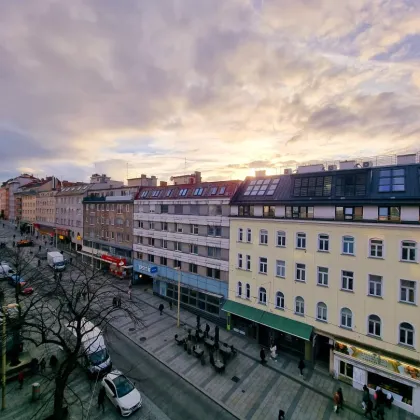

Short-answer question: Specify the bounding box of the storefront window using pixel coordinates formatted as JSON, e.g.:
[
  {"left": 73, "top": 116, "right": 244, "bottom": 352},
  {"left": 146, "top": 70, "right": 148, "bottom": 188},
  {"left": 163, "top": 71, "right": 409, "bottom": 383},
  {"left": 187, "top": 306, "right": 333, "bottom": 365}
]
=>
[
  {"left": 181, "top": 294, "right": 189, "bottom": 304},
  {"left": 367, "top": 372, "right": 413, "bottom": 405},
  {"left": 339, "top": 360, "right": 353, "bottom": 379},
  {"left": 189, "top": 296, "right": 196, "bottom": 306},
  {"left": 206, "top": 303, "right": 219, "bottom": 314}
]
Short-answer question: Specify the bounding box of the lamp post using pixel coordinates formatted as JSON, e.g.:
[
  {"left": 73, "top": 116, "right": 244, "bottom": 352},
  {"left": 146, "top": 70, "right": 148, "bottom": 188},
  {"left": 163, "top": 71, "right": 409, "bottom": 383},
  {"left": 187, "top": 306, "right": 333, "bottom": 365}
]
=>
[{"left": 176, "top": 267, "right": 181, "bottom": 328}]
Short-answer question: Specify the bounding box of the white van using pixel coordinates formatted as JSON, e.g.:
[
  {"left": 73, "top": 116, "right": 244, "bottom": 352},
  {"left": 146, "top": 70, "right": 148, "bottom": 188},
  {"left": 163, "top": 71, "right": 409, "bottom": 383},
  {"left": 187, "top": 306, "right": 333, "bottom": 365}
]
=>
[
  {"left": 47, "top": 251, "right": 66, "bottom": 271},
  {"left": 66, "top": 318, "right": 112, "bottom": 378},
  {"left": 0, "top": 262, "right": 16, "bottom": 279}
]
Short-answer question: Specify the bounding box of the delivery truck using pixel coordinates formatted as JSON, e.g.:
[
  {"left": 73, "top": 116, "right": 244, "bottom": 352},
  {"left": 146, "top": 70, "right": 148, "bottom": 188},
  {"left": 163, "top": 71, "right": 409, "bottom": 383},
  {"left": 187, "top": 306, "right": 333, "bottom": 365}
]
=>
[{"left": 47, "top": 251, "right": 66, "bottom": 271}]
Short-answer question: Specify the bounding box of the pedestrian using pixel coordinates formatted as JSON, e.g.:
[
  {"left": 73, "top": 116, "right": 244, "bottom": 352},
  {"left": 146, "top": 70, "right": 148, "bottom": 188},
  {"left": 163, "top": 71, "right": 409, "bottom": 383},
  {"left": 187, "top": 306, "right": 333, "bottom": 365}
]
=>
[
  {"left": 38, "top": 259, "right": 41, "bottom": 267},
  {"left": 117, "top": 296, "right": 121, "bottom": 307},
  {"left": 38, "top": 244, "right": 41, "bottom": 251},
  {"left": 70, "top": 257, "right": 73, "bottom": 264},
  {"left": 333, "top": 390, "right": 340, "bottom": 413},
  {"left": 362, "top": 385, "right": 370, "bottom": 409},
  {"left": 364, "top": 398, "right": 374, "bottom": 419},
  {"left": 298, "top": 358, "right": 305, "bottom": 377},
  {"left": 270, "top": 342, "right": 277, "bottom": 361},
  {"left": 260, "top": 347, "right": 266, "bottom": 364},
  {"left": 169, "top": 300, "right": 173, "bottom": 310},
  {"left": 40, "top": 358, "right": 46, "bottom": 373},
  {"left": 128, "top": 288, "right": 132, "bottom": 300},
  {"left": 97, "top": 386, "right": 106, "bottom": 413},
  {"left": 278, "top": 409, "right": 285, "bottom": 420},
  {"left": 82, "top": 290, "right": 87, "bottom": 301},
  {"left": 112, "top": 297, "right": 117, "bottom": 308},
  {"left": 376, "top": 403, "right": 385, "bottom": 420},
  {"left": 59, "top": 272, "right": 62, "bottom": 281},
  {"left": 18, "top": 371, "right": 24, "bottom": 390},
  {"left": 205, "top": 323, "right": 210, "bottom": 338},
  {"left": 159, "top": 303, "right": 164, "bottom": 315},
  {"left": 337, "top": 387, "right": 344, "bottom": 410}
]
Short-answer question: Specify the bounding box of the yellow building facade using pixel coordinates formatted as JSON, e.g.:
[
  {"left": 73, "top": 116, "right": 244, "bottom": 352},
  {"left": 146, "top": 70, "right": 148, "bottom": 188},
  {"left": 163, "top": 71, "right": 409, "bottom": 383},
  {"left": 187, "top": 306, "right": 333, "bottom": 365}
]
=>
[{"left": 21, "top": 192, "right": 37, "bottom": 223}]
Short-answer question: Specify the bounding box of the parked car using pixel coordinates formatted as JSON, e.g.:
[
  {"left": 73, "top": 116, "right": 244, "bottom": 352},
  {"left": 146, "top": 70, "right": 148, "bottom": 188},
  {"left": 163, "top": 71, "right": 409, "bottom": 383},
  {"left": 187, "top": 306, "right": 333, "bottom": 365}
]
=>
[
  {"left": 101, "top": 370, "right": 142, "bottom": 416},
  {"left": 16, "top": 239, "right": 33, "bottom": 248},
  {"left": 0, "top": 262, "right": 16, "bottom": 280},
  {"left": 8, "top": 274, "right": 34, "bottom": 294}
]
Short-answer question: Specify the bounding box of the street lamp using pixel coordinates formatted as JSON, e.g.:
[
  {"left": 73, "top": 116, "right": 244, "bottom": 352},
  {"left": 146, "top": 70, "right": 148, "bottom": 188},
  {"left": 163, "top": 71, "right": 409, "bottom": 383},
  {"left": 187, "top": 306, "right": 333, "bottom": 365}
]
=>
[
  {"left": 2, "top": 303, "right": 19, "bottom": 410},
  {"left": 175, "top": 267, "right": 181, "bottom": 328}
]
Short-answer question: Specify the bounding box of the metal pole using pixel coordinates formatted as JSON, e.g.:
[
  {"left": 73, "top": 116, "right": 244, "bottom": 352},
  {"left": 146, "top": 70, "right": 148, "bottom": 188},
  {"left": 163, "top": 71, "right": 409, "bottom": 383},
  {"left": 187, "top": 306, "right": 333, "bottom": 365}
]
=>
[
  {"left": 177, "top": 268, "right": 181, "bottom": 328},
  {"left": 91, "top": 241, "right": 94, "bottom": 269},
  {"left": 2, "top": 306, "right": 6, "bottom": 410}
]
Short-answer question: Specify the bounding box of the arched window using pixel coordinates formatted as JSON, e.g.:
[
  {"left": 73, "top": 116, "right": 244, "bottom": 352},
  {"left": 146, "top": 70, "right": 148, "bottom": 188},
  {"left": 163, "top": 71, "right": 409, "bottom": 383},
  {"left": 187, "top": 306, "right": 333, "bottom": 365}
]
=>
[
  {"left": 340, "top": 308, "right": 352, "bottom": 329},
  {"left": 237, "top": 281, "right": 242, "bottom": 297},
  {"left": 399, "top": 322, "right": 414, "bottom": 347},
  {"left": 275, "top": 292, "right": 284, "bottom": 309},
  {"left": 368, "top": 314, "right": 381, "bottom": 337},
  {"left": 295, "top": 296, "right": 304, "bottom": 315},
  {"left": 258, "top": 287, "right": 267, "bottom": 304},
  {"left": 316, "top": 302, "right": 327, "bottom": 322},
  {"left": 246, "top": 283, "right": 251, "bottom": 299}
]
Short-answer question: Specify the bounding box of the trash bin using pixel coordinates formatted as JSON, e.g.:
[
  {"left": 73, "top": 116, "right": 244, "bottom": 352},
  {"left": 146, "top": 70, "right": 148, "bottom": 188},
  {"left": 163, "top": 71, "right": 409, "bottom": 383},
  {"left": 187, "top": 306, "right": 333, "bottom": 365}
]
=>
[{"left": 32, "top": 382, "right": 41, "bottom": 401}]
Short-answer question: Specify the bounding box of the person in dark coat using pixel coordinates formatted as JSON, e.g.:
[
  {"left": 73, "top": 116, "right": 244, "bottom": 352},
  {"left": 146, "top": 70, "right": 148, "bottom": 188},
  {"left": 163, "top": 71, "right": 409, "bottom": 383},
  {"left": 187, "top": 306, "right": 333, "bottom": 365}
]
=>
[
  {"left": 209, "top": 350, "right": 215, "bottom": 366},
  {"left": 364, "top": 398, "right": 374, "bottom": 419},
  {"left": 159, "top": 303, "right": 164, "bottom": 315},
  {"left": 298, "top": 359, "right": 305, "bottom": 376},
  {"left": 40, "top": 358, "right": 46, "bottom": 373},
  {"left": 97, "top": 386, "right": 106, "bottom": 413},
  {"left": 18, "top": 371, "right": 24, "bottom": 390},
  {"left": 337, "top": 387, "right": 344, "bottom": 410},
  {"left": 205, "top": 323, "right": 210, "bottom": 338},
  {"left": 260, "top": 347, "right": 266, "bottom": 364},
  {"left": 278, "top": 409, "right": 285, "bottom": 420}
]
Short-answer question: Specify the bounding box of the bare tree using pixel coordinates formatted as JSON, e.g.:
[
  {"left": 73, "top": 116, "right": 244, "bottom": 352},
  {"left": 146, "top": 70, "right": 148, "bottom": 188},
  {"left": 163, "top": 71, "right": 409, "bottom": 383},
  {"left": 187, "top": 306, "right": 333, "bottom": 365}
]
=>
[{"left": 1, "top": 241, "right": 142, "bottom": 419}]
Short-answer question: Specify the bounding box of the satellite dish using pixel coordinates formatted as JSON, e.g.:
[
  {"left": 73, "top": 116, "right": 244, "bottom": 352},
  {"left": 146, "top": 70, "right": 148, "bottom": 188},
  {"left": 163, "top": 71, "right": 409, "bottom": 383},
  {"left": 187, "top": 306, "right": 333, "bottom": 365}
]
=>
[{"left": 170, "top": 176, "right": 174, "bottom": 181}]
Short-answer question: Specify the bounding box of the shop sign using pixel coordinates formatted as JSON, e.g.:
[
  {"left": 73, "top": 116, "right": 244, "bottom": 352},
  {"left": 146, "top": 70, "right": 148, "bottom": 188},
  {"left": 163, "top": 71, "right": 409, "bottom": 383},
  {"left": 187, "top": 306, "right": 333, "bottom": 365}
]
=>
[
  {"left": 59, "top": 235, "right": 64, "bottom": 240},
  {"left": 335, "top": 342, "right": 420, "bottom": 381},
  {"left": 101, "top": 255, "right": 126, "bottom": 266},
  {"left": 137, "top": 264, "right": 158, "bottom": 274}
]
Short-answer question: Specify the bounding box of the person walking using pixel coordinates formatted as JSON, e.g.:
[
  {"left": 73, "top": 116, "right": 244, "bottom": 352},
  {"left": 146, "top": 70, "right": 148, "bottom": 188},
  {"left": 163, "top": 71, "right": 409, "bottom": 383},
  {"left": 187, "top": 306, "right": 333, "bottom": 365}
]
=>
[
  {"left": 270, "top": 341, "right": 277, "bottom": 361},
  {"left": 97, "top": 386, "right": 106, "bottom": 413},
  {"left": 205, "top": 323, "right": 210, "bottom": 338},
  {"left": 298, "top": 359, "right": 305, "bottom": 377},
  {"left": 40, "top": 358, "right": 46, "bottom": 373},
  {"left": 128, "top": 288, "right": 132, "bottom": 300},
  {"left": 169, "top": 300, "right": 173, "bottom": 310},
  {"left": 364, "top": 398, "right": 374, "bottom": 419},
  {"left": 18, "top": 371, "right": 24, "bottom": 390},
  {"left": 333, "top": 390, "right": 340, "bottom": 414},
  {"left": 159, "top": 303, "right": 164, "bottom": 315},
  {"left": 278, "top": 409, "right": 285, "bottom": 420},
  {"left": 117, "top": 296, "right": 122, "bottom": 307},
  {"left": 260, "top": 347, "right": 266, "bottom": 365},
  {"left": 337, "top": 387, "right": 344, "bottom": 411}
]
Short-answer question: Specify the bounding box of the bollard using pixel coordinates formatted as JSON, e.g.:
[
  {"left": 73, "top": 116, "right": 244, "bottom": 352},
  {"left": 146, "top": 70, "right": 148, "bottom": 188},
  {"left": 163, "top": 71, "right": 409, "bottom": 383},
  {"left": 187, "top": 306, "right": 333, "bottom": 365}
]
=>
[{"left": 32, "top": 382, "right": 41, "bottom": 401}]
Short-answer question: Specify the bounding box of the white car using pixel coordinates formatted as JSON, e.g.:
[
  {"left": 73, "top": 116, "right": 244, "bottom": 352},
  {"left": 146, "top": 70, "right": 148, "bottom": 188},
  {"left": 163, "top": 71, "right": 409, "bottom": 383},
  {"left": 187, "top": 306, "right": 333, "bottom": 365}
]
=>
[{"left": 102, "top": 370, "right": 142, "bottom": 416}]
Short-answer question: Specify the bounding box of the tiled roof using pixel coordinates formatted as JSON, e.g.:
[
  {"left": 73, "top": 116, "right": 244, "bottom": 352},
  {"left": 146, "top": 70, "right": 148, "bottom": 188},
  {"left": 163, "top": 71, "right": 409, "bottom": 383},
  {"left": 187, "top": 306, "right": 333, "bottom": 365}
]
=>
[
  {"left": 135, "top": 180, "right": 241, "bottom": 201},
  {"left": 231, "top": 164, "right": 420, "bottom": 206}
]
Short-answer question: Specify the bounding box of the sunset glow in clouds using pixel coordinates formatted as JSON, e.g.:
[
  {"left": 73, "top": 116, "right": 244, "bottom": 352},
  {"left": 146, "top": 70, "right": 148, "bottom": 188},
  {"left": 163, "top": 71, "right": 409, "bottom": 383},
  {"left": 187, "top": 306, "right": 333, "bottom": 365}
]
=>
[{"left": 1, "top": 0, "right": 420, "bottom": 182}]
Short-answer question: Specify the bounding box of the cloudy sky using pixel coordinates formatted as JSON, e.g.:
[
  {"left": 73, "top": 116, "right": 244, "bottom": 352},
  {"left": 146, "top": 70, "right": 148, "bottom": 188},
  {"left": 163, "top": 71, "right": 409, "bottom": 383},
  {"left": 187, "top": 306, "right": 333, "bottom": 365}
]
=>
[{"left": 1, "top": 0, "right": 420, "bottom": 183}]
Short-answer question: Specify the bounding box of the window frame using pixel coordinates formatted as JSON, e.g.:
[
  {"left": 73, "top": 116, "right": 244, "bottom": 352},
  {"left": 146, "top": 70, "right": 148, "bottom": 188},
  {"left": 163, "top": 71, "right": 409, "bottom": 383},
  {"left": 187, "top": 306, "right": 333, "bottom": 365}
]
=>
[
  {"left": 368, "top": 274, "right": 383, "bottom": 298},
  {"left": 246, "top": 228, "right": 252, "bottom": 243},
  {"left": 335, "top": 206, "right": 363, "bottom": 221},
  {"left": 295, "top": 296, "right": 305, "bottom": 315},
  {"left": 341, "top": 270, "right": 354, "bottom": 292},
  {"left": 276, "top": 231, "right": 286, "bottom": 247},
  {"left": 246, "top": 255, "right": 251, "bottom": 270},
  {"left": 296, "top": 232, "right": 306, "bottom": 250},
  {"left": 378, "top": 206, "right": 400, "bottom": 222},
  {"left": 369, "top": 238, "right": 384, "bottom": 259},
  {"left": 237, "top": 281, "right": 242, "bottom": 297},
  {"left": 340, "top": 307, "right": 353, "bottom": 329},
  {"left": 237, "top": 253, "right": 243, "bottom": 269},
  {"left": 400, "top": 279, "right": 416, "bottom": 305},
  {"left": 258, "top": 287, "right": 267, "bottom": 305},
  {"left": 276, "top": 260, "right": 286, "bottom": 278},
  {"left": 238, "top": 228, "right": 243, "bottom": 242},
  {"left": 368, "top": 314, "right": 382, "bottom": 338},
  {"left": 399, "top": 322, "right": 415, "bottom": 347},
  {"left": 378, "top": 168, "right": 405, "bottom": 193},
  {"left": 318, "top": 234, "right": 329, "bottom": 252},
  {"left": 342, "top": 235, "right": 355, "bottom": 255},
  {"left": 259, "top": 257, "right": 268, "bottom": 274},
  {"left": 259, "top": 229, "right": 268, "bottom": 245},
  {"left": 317, "top": 266, "right": 329, "bottom": 287},
  {"left": 295, "top": 263, "right": 306, "bottom": 282},
  {"left": 275, "top": 291, "right": 285, "bottom": 309},
  {"left": 245, "top": 283, "right": 251, "bottom": 299},
  {"left": 401, "top": 240, "right": 417, "bottom": 263},
  {"left": 316, "top": 302, "right": 328, "bottom": 322}
]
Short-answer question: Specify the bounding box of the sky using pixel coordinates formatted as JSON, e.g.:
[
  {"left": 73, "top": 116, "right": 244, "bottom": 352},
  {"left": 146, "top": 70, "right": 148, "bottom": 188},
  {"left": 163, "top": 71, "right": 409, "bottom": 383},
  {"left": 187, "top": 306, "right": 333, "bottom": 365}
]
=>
[{"left": 1, "top": 0, "right": 420, "bottom": 183}]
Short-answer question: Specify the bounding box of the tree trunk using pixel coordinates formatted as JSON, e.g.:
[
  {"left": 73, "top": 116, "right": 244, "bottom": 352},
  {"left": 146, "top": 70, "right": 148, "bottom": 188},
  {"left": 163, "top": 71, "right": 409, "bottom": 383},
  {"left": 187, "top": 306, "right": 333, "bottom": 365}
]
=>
[{"left": 52, "top": 356, "right": 77, "bottom": 419}]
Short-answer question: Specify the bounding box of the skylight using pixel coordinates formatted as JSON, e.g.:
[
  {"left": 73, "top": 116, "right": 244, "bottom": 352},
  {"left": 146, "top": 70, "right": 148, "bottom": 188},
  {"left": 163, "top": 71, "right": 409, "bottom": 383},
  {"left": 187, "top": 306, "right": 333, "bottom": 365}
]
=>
[
  {"left": 244, "top": 177, "right": 279, "bottom": 196},
  {"left": 210, "top": 187, "right": 217, "bottom": 195},
  {"left": 141, "top": 190, "right": 149, "bottom": 198},
  {"left": 218, "top": 186, "right": 226, "bottom": 195},
  {"left": 193, "top": 188, "right": 204, "bottom": 196},
  {"left": 178, "top": 188, "right": 188, "bottom": 196},
  {"left": 166, "top": 189, "right": 173, "bottom": 197}
]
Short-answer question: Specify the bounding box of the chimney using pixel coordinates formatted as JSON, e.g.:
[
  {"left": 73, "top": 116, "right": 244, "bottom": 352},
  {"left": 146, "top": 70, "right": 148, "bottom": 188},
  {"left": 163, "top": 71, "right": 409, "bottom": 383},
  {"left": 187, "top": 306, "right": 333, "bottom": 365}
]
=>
[
  {"left": 194, "top": 171, "right": 202, "bottom": 183},
  {"left": 160, "top": 181, "right": 167, "bottom": 187},
  {"left": 255, "top": 170, "right": 266, "bottom": 177},
  {"left": 141, "top": 174, "right": 146, "bottom": 179}
]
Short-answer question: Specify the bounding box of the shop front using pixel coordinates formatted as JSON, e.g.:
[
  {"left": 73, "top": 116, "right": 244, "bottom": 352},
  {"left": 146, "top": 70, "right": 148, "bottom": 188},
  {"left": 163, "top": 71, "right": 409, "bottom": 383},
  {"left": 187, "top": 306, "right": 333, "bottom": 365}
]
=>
[
  {"left": 222, "top": 300, "right": 313, "bottom": 361},
  {"left": 101, "top": 254, "right": 132, "bottom": 279},
  {"left": 34, "top": 224, "right": 55, "bottom": 238},
  {"left": 334, "top": 341, "right": 420, "bottom": 415}
]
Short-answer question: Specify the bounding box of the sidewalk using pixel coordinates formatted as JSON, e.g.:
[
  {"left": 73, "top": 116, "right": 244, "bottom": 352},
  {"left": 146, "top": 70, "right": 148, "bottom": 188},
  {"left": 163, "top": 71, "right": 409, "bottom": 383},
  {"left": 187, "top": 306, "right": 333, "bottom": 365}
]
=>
[{"left": 109, "top": 287, "right": 418, "bottom": 420}]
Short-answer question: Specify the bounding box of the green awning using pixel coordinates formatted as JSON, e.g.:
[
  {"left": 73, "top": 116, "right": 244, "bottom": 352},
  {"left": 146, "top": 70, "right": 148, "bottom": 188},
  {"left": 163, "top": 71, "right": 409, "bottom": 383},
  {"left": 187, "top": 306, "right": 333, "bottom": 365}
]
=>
[{"left": 222, "top": 300, "right": 312, "bottom": 341}]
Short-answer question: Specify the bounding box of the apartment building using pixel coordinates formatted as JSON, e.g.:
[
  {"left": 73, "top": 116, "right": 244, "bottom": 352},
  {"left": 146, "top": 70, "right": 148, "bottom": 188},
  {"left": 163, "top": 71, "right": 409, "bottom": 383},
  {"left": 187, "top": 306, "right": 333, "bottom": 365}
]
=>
[
  {"left": 133, "top": 179, "right": 240, "bottom": 322},
  {"left": 15, "top": 179, "right": 46, "bottom": 229},
  {"left": 34, "top": 177, "right": 60, "bottom": 237},
  {"left": 81, "top": 185, "right": 139, "bottom": 272},
  {"left": 226, "top": 154, "right": 420, "bottom": 415}
]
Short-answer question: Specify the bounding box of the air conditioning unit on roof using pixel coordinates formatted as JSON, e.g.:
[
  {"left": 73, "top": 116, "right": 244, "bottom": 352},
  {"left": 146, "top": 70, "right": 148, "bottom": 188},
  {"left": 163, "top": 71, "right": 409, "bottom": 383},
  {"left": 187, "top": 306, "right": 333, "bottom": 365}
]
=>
[
  {"left": 283, "top": 168, "right": 293, "bottom": 175},
  {"left": 362, "top": 161, "right": 373, "bottom": 168},
  {"left": 327, "top": 165, "right": 337, "bottom": 171}
]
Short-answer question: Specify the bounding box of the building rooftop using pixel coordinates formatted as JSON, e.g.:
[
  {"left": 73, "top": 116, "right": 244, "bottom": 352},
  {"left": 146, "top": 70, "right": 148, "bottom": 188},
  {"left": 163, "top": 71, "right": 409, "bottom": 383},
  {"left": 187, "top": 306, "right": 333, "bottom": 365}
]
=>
[
  {"left": 232, "top": 163, "right": 420, "bottom": 206},
  {"left": 135, "top": 180, "right": 241, "bottom": 201}
]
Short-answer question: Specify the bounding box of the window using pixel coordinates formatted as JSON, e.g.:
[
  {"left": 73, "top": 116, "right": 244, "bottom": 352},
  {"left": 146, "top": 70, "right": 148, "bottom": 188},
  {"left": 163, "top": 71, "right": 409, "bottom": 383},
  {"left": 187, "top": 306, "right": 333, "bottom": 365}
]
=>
[
  {"left": 148, "top": 237, "right": 155, "bottom": 246},
  {"left": 317, "top": 302, "right": 327, "bottom": 322},
  {"left": 400, "top": 280, "right": 416, "bottom": 304},
  {"left": 210, "top": 187, "right": 217, "bottom": 195},
  {"left": 189, "top": 263, "right": 198, "bottom": 273},
  {"left": 160, "top": 256, "right": 167, "bottom": 266},
  {"left": 378, "top": 206, "right": 400, "bottom": 222},
  {"left": 368, "top": 275, "right": 382, "bottom": 297},
  {"left": 318, "top": 234, "right": 329, "bottom": 252},
  {"left": 368, "top": 315, "right": 381, "bottom": 337},
  {"left": 238, "top": 228, "right": 243, "bottom": 242},
  {"left": 218, "top": 186, "right": 226, "bottom": 195},
  {"left": 296, "top": 232, "right": 306, "bottom": 249},
  {"left": 178, "top": 188, "right": 188, "bottom": 196},
  {"left": 317, "top": 267, "right": 328, "bottom": 286},
  {"left": 401, "top": 241, "right": 417, "bottom": 262},
  {"left": 336, "top": 173, "right": 367, "bottom": 197},
  {"left": 173, "top": 260, "right": 181, "bottom": 268},
  {"left": 246, "top": 228, "right": 252, "bottom": 243},
  {"left": 293, "top": 176, "right": 332, "bottom": 197},
  {"left": 126, "top": 204, "right": 130, "bottom": 212},
  {"left": 193, "top": 187, "right": 204, "bottom": 196},
  {"left": 399, "top": 322, "right": 414, "bottom": 347},
  {"left": 246, "top": 255, "right": 251, "bottom": 270},
  {"left": 342, "top": 236, "right": 354, "bottom": 255},
  {"left": 341, "top": 271, "right": 354, "bottom": 291},
  {"left": 237, "top": 281, "right": 242, "bottom": 297},
  {"left": 285, "top": 206, "right": 314, "bottom": 219},
  {"left": 335, "top": 206, "right": 363, "bottom": 221},
  {"left": 259, "top": 229, "right": 268, "bottom": 245},
  {"left": 175, "top": 241, "right": 181, "bottom": 251},
  {"left": 295, "top": 296, "right": 305, "bottom": 315},
  {"left": 162, "top": 240, "right": 168, "bottom": 249},
  {"left": 161, "top": 205, "right": 169, "bottom": 214},
  {"left": 237, "top": 253, "right": 243, "bottom": 268},
  {"left": 340, "top": 308, "right": 353, "bottom": 328},
  {"left": 191, "top": 224, "right": 199, "bottom": 235},
  {"left": 176, "top": 223, "right": 183, "bottom": 233},
  {"left": 295, "top": 263, "right": 306, "bottom": 282},
  {"left": 190, "top": 244, "right": 198, "bottom": 255},
  {"left": 207, "top": 247, "right": 220, "bottom": 258},
  {"left": 378, "top": 168, "right": 405, "bottom": 192},
  {"left": 149, "top": 222, "right": 154, "bottom": 229},
  {"left": 258, "top": 287, "right": 267, "bottom": 304},
  {"left": 276, "top": 260, "right": 286, "bottom": 278},
  {"left": 339, "top": 360, "right": 354, "bottom": 379},
  {"left": 263, "top": 206, "right": 275, "bottom": 217},
  {"left": 259, "top": 257, "right": 268, "bottom": 274},
  {"left": 246, "top": 283, "right": 250, "bottom": 299},
  {"left": 162, "top": 222, "right": 168, "bottom": 231},
  {"left": 369, "top": 239, "right": 383, "bottom": 258},
  {"left": 275, "top": 292, "right": 285, "bottom": 309},
  {"left": 276, "top": 231, "right": 286, "bottom": 247},
  {"left": 238, "top": 205, "right": 254, "bottom": 216},
  {"left": 206, "top": 267, "right": 221, "bottom": 279},
  {"left": 148, "top": 254, "right": 154, "bottom": 263}
]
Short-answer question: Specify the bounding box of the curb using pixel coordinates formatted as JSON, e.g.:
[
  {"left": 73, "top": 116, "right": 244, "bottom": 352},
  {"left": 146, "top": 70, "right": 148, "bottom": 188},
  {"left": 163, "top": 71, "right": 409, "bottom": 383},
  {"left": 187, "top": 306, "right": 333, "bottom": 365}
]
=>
[{"left": 108, "top": 323, "right": 243, "bottom": 420}]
